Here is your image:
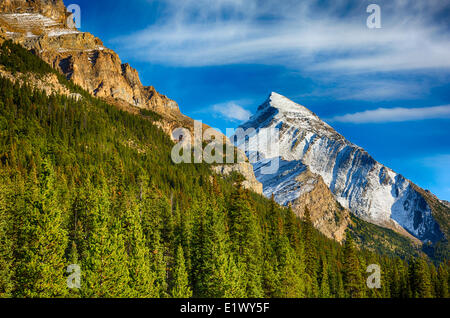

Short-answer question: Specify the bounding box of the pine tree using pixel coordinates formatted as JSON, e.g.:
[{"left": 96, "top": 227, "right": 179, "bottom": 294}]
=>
[
  {"left": 302, "top": 208, "right": 319, "bottom": 297},
  {"left": 228, "top": 184, "right": 263, "bottom": 297},
  {"left": 0, "top": 180, "right": 13, "bottom": 297},
  {"left": 342, "top": 232, "right": 364, "bottom": 298},
  {"left": 66, "top": 241, "right": 81, "bottom": 298},
  {"left": 123, "top": 200, "right": 157, "bottom": 298},
  {"left": 261, "top": 253, "right": 279, "bottom": 298},
  {"left": 389, "top": 261, "right": 401, "bottom": 298},
  {"left": 192, "top": 198, "right": 244, "bottom": 298},
  {"left": 409, "top": 257, "right": 433, "bottom": 298},
  {"left": 80, "top": 186, "right": 131, "bottom": 298},
  {"left": 276, "top": 237, "right": 304, "bottom": 298},
  {"left": 147, "top": 230, "right": 168, "bottom": 298},
  {"left": 171, "top": 245, "right": 192, "bottom": 298},
  {"left": 13, "top": 161, "right": 68, "bottom": 297},
  {"left": 141, "top": 187, "right": 169, "bottom": 298},
  {"left": 285, "top": 204, "right": 300, "bottom": 248},
  {"left": 436, "top": 264, "right": 448, "bottom": 298},
  {"left": 319, "top": 258, "right": 331, "bottom": 298}
]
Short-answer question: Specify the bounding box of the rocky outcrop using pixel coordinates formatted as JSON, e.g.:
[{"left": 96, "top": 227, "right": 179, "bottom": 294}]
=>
[
  {"left": 290, "top": 169, "right": 350, "bottom": 242},
  {"left": 0, "top": 64, "right": 76, "bottom": 97},
  {"left": 213, "top": 163, "right": 263, "bottom": 195},
  {"left": 0, "top": 4, "right": 180, "bottom": 115},
  {"left": 0, "top": 0, "right": 67, "bottom": 25}
]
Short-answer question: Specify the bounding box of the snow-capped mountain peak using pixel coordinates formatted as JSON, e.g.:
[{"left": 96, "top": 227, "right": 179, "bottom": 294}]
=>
[
  {"left": 261, "top": 92, "right": 312, "bottom": 114},
  {"left": 236, "top": 93, "right": 447, "bottom": 243}
]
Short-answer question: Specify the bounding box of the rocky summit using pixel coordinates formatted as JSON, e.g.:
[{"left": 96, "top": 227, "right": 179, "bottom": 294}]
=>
[
  {"left": 0, "top": 0, "right": 180, "bottom": 115},
  {"left": 236, "top": 92, "right": 449, "bottom": 244}
]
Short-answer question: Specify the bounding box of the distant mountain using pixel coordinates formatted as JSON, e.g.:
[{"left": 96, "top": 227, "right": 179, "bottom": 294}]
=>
[{"left": 235, "top": 92, "right": 449, "bottom": 246}]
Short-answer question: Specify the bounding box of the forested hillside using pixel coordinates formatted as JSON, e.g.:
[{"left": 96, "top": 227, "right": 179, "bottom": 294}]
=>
[{"left": 0, "top": 41, "right": 448, "bottom": 298}]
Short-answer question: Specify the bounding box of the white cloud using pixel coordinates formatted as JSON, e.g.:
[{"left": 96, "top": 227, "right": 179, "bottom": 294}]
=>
[
  {"left": 328, "top": 105, "right": 450, "bottom": 123},
  {"left": 296, "top": 79, "right": 429, "bottom": 101},
  {"left": 211, "top": 102, "right": 251, "bottom": 122},
  {"left": 114, "top": 0, "right": 450, "bottom": 73}
]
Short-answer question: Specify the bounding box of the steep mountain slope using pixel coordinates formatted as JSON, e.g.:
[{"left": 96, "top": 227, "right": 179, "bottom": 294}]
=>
[
  {"left": 0, "top": 0, "right": 262, "bottom": 193},
  {"left": 236, "top": 92, "right": 449, "bottom": 247}
]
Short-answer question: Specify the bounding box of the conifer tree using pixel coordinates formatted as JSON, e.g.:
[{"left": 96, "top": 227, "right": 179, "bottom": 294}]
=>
[
  {"left": 319, "top": 258, "right": 331, "bottom": 298},
  {"left": 342, "top": 232, "right": 364, "bottom": 298},
  {"left": 389, "top": 262, "right": 402, "bottom": 298},
  {"left": 0, "top": 180, "right": 13, "bottom": 297},
  {"left": 14, "top": 161, "right": 68, "bottom": 297},
  {"left": 409, "top": 257, "right": 433, "bottom": 298},
  {"left": 123, "top": 200, "right": 157, "bottom": 298},
  {"left": 436, "top": 264, "right": 448, "bottom": 298},
  {"left": 80, "top": 187, "right": 131, "bottom": 298},
  {"left": 193, "top": 199, "right": 244, "bottom": 297},
  {"left": 261, "top": 253, "right": 279, "bottom": 298},
  {"left": 302, "top": 208, "right": 319, "bottom": 297},
  {"left": 228, "top": 183, "right": 263, "bottom": 297},
  {"left": 141, "top": 187, "right": 169, "bottom": 298},
  {"left": 148, "top": 229, "right": 168, "bottom": 298},
  {"left": 276, "top": 237, "right": 304, "bottom": 298},
  {"left": 0, "top": 45, "right": 449, "bottom": 300},
  {"left": 66, "top": 241, "right": 81, "bottom": 298},
  {"left": 171, "top": 245, "right": 192, "bottom": 298}
]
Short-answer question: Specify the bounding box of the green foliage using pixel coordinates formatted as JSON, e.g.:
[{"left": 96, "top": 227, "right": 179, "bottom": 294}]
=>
[
  {"left": 170, "top": 245, "right": 192, "bottom": 298},
  {"left": 139, "top": 108, "right": 162, "bottom": 122},
  {"left": 343, "top": 233, "right": 365, "bottom": 298},
  {"left": 0, "top": 179, "right": 14, "bottom": 297},
  {"left": 13, "top": 160, "right": 68, "bottom": 297},
  {"left": 0, "top": 43, "right": 448, "bottom": 299}
]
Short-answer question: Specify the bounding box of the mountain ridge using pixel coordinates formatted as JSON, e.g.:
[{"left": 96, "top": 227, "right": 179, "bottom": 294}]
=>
[
  {"left": 236, "top": 92, "right": 449, "bottom": 248},
  {"left": 0, "top": 0, "right": 263, "bottom": 194}
]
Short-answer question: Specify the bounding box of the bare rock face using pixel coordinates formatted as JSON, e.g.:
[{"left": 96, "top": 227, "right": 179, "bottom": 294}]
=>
[
  {"left": 290, "top": 169, "right": 350, "bottom": 242},
  {"left": 213, "top": 163, "right": 263, "bottom": 195},
  {"left": 0, "top": 0, "right": 67, "bottom": 25},
  {"left": 0, "top": 2, "right": 180, "bottom": 115}
]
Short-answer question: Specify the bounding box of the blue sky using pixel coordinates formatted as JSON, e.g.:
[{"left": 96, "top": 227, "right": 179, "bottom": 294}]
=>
[{"left": 68, "top": 0, "right": 450, "bottom": 200}]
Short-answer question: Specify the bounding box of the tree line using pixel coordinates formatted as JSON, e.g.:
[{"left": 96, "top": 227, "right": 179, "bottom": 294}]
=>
[{"left": 0, "top": 40, "right": 448, "bottom": 298}]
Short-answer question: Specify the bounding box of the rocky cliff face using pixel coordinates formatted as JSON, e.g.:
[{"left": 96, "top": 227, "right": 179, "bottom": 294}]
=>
[
  {"left": 236, "top": 92, "right": 448, "bottom": 243},
  {"left": 290, "top": 168, "right": 350, "bottom": 242},
  {"left": 0, "top": 0, "right": 67, "bottom": 25},
  {"left": 0, "top": 1, "right": 180, "bottom": 115}
]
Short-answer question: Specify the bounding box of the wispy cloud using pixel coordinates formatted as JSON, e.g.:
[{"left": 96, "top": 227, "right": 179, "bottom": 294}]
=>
[
  {"left": 296, "top": 79, "right": 430, "bottom": 101},
  {"left": 328, "top": 105, "right": 450, "bottom": 123},
  {"left": 114, "top": 0, "right": 450, "bottom": 73},
  {"left": 211, "top": 102, "right": 252, "bottom": 122}
]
